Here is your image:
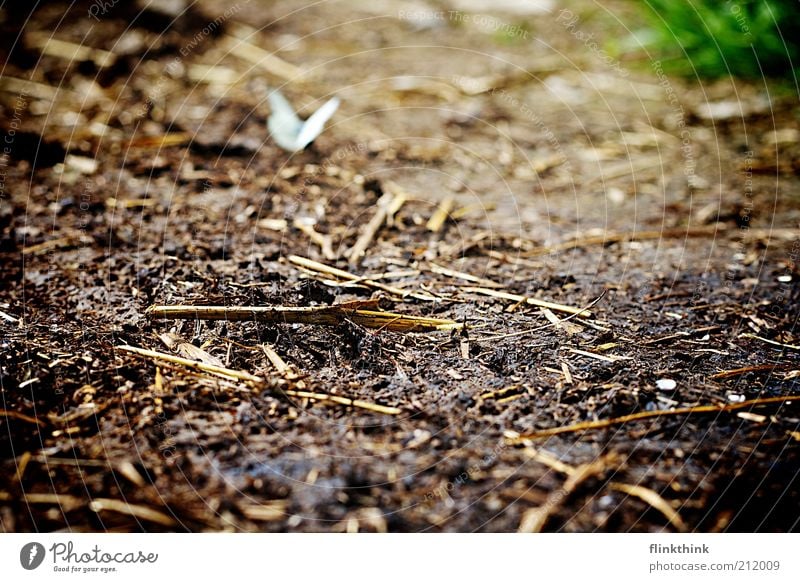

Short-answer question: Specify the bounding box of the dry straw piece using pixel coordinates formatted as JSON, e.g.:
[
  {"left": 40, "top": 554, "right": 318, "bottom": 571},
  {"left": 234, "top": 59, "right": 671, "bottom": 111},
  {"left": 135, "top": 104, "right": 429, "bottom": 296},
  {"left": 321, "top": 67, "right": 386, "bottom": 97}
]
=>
[{"left": 147, "top": 300, "right": 458, "bottom": 333}]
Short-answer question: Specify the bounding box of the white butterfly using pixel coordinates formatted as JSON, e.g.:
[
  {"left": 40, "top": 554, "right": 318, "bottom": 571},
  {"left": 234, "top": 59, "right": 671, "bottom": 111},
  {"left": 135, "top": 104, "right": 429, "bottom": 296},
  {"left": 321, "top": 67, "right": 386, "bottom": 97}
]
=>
[{"left": 267, "top": 90, "right": 340, "bottom": 152}]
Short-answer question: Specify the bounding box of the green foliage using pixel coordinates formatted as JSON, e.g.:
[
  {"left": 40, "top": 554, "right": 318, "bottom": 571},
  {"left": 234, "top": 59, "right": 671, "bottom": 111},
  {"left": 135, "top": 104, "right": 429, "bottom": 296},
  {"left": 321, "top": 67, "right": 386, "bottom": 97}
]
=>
[{"left": 637, "top": 0, "right": 800, "bottom": 78}]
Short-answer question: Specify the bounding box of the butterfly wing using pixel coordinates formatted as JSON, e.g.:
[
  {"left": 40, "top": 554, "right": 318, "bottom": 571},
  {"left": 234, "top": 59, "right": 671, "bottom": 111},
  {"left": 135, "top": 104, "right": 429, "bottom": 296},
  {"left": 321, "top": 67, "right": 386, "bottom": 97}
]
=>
[
  {"left": 267, "top": 90, "right": 304, "bottom": 151},
  {"left": 295, "top": 96, "right": 340, "bottom": 150}
]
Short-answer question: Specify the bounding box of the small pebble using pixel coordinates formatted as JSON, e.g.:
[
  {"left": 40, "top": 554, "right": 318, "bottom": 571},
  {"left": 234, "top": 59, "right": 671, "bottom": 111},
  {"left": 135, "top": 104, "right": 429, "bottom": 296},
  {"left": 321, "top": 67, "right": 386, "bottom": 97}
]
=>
[{"left": 656, "top": 378, "right": 677, "bottom": 391}]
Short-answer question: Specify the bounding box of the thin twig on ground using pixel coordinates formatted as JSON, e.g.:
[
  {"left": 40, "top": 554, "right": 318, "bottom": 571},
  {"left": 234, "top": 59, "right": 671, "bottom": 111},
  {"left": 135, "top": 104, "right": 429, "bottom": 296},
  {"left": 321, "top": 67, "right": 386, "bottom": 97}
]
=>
[{"left": 508, "top": 395, "right": 800, "bottom": 441}]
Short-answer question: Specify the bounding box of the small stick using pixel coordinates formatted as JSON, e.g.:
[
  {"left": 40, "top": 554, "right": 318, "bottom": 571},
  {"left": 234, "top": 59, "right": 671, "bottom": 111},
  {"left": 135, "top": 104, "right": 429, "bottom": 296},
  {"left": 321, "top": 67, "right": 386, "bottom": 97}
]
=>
[
  {"left": 608, "top": 483, "right": 689, "bottom": 533},
  {"left": 0, "top": 309, "right": 19, "bottom": 323},
  {"left": 568, "top": 348, "right": 628, "bottom": 363},
  {"left": 384, "top": 184, "right": 408, "bottom": 227},
  {"left": 88, "top": 498, "right": 177, "bottom": 527},
  {"left": 239, "top": 501, "right": 287, "bottom": 522},
  {"left": 0, "top": 76, "right": 66, "bottom": 100},
  {"left": 427, "top": 262, "right": 503, "bottom": 288},
  {"left": 441, "top": 231, "right": 492, "bottom": 258},
  {"left": 523, "top": 447, "right": 576, "bottom": 475},
  {"left": 22, "top": 235, "right": 94, "bottom": 256},
  {"left": 740, "top": 333, "right": 800, "bottom": 351},
  {"left": 258, "top": 218, "right": 288, "bottom": 232},
  {"left": 13, "top": 451, "right": 31, "bottom": 484},
  {"left": 221, "top": 35, "right": 304, "bottom": 80},
  {"left": 522, "top": 225, "right": 728, "bottom": 257},
  {"left": 0, "top": 492, "right": 83, "bottom": 510},
  {"left": 463, "top": 286, "right": 591, "bottom": 317},
  {"left": 0, "top": 410, "right": 46, "bottom": 427},
  {"left": 159, "top": 333, "right": 224, "bottom": 367},
  {"left": 508, "top": 395, "right": 800, "bottom": 442},
  {"left": 288, "top": 255, "right": 436, "bottom": 301},
  {"left": 561, "top": 362, "right": 573, "bottom": 384},
  {"left": 641, "top": 325, "right": 720, "bottom": 345},
  {"left": 460, "top": 335, "right": 470, "bottom": 360},
  {"left": 261, "top": 344, "right": 292, "bottom": 375},
  {"left": 117, "top": 345, "right": 265, "bottom": 386},
  {"left": 124, "top": 133, "right": 190, "bottom": 149},
  {"left": 710, "top": 364, "right": 786, "bottom": 380},
  {"left": 541, "top": 308, "right": 582, "bottom": 336},
  {"left": 532, "top": 153, "right": 567, "bottom": 174},
  {"left": 348, "top": 192, "right": 394, "bottom": 266},
  {"left": 522, "top": 448, "right": 688, "bottom": 532},
  {"left": 484, "top": 249, "right": 543, "bottom": 269},
  {"left": 518, "top": 454, "right": 618, "bottom": 533},
  {"left": 187, "top": 63, "right": 239, "bottom": 85},
  {"left": 540, "top": 307, "right": 563, "bottom": 331},
  {"left": 27, "top": 33, "right": 115, "bottom": 67},
  {"left": 294, "top": 219, "right": 335, "bottom": 260},
  {"left": 522, "top": 226, "right": 797, "bottom": 259},
  {"left": 450, "top": 202, "right": 495, "bottom": 221},
  {"left": 427, "top": 196, "right": 454, "bottom": 232},
  {"left": 2, "top": 492, "right": 175, "bottom": 525},
  {"left": 120, "top": 345, "right": 402, "bottom": 415},
  {"left": 281, "top": 389, "right": 401, "bottom": 415},
  {"left": 474, "top": 292, "right": 605, "bottom": 343},
  {"left": 113, "top": 461, "right": 147, "bottom": 488},
  {"left": 147, "top": 303, "right": 457, "bottom": 332},
  {"left": 261, "top": 343, "right": 309, "bottom": 391},
  {"left": 582, "top": 155, "right": 664, "bottom": 185}
]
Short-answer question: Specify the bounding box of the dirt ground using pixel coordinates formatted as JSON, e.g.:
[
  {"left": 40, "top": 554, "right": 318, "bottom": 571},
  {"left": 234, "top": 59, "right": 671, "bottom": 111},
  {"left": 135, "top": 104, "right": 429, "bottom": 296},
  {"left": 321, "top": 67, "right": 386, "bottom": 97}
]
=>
[{"left": 1, "top": 0, "right": 799, "bottom": 532}]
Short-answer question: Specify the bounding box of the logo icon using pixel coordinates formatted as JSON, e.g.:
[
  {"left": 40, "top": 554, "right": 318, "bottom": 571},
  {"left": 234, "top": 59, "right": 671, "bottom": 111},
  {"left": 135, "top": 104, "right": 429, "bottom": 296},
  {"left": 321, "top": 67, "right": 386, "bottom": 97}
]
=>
[{"left": 20, "top": 542, "right": 46, "bottom": 570}]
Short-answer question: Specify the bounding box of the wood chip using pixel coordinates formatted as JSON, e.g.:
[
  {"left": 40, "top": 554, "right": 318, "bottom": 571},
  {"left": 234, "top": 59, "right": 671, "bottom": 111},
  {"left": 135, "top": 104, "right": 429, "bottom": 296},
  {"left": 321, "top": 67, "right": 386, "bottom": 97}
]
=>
[
  {"left": 239, "top": 501, "right": 287, "bottom": 522},
  {"left": 159, "top": 333, "right": 225, "bottom": 367},
  {"left": 426, "top": 196, "right": 454, "bottom": 232},
  {"left": 561, "top": 362, "right": 573, "bottom": 384}
]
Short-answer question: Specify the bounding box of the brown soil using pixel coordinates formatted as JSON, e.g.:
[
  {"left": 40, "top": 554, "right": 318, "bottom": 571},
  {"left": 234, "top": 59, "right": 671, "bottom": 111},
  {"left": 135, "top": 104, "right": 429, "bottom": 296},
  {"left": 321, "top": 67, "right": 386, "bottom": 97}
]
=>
[{"left": 1, "top": 0, "right": 799, "bottom": 532}]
